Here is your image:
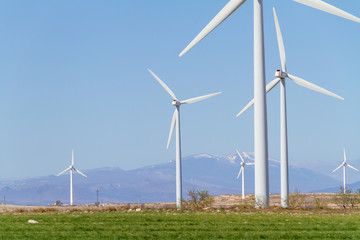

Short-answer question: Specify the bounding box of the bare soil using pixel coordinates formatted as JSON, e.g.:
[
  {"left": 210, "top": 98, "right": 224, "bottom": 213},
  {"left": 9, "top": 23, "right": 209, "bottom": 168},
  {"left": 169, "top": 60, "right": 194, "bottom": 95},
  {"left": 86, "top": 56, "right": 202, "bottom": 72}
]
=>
[{"left": 0, "top": 193, "right": 353, "bottom": 214}]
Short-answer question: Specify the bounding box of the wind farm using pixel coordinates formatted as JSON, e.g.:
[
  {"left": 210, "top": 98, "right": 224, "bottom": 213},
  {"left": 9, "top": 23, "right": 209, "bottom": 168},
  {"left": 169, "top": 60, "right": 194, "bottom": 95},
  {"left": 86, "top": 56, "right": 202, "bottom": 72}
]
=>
[{"left": 0, "top": 0, "right": 359, "bottom": 239}]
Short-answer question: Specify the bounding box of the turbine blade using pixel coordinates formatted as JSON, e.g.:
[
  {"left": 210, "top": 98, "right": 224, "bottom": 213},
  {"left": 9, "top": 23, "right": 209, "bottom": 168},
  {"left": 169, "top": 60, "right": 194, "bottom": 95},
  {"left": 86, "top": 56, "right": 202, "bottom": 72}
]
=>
[
  {"left": 265, "top": 78, "right": 282, "bottom": 94},
  {"left": 236, "top": 78, "right": 281, "bottom": 117},
  {"left": 237, "top": 167, "right": 243, "bottom": 179},
  {"left": 181, "top": 92, "right": 222, "bottom": 104},
  {"left": 332, "top": 164, "right": 343, "bottom": 173},
  {"left": 74, "top": 168, "right": 87, "bottom": 177},
  {"left": 347, "top": 164, "right": 359, "bottom": 172},
  {"left": 57, "top": 167, "right": 71, "bottom": 176},
  {"left": 236, "top": 99, "right": 254, "bottom": 118},
  {"left": 246, "top": 162, "right": 255, "bottom": 166},
  {"left": 287, "top": 74, "right": 344, "bottom": 100},
  {"left": 148, "top": 69, "right": 178, "bottom": 100},
  {"left": 294, "top": 0, "right": 360, "bottom": 23},
  {"left": 72, "top": 150, "right": 74, "bottom": 166},
  {"left": 179, "top": 0, "right": 247, "bottom": 57},
  {"left": 343, "top": 148, "right": 347, "bottom": 163},
  {"left": 273, "top": 8, "right": 286, "bottom": 72},
  {"left": 236, "top": 149, "right": 244, "bottom": 163},
  {"left": 166, "top": 110, "right": 177, "bottom": 149}
]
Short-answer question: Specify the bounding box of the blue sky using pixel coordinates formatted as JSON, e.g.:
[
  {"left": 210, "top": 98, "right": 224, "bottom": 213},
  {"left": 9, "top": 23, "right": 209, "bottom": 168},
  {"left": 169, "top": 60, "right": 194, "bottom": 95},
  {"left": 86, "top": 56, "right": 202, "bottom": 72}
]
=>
[{"left": 0, "top": 0, "right": 358, "bottom": 181}]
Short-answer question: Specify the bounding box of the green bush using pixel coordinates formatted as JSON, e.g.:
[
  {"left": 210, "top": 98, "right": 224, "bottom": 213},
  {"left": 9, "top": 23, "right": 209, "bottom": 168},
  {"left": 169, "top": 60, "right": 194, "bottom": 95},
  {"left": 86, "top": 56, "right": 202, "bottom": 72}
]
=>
[{"left": 182, "top": 189, "right": 214, "bottom": 210}]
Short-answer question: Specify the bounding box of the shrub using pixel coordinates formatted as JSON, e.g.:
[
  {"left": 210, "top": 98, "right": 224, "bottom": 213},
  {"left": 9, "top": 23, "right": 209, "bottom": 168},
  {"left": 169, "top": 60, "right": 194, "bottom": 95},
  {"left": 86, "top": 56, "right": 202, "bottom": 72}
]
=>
[
  {"left": 289, "top": 190, "right": 306, "bottom": 209},
  {"left": 333, "top": 188, "right": 360, "bottom": 209},
  {"left": 182, "top": 189, "right": 214, "bottom": 210},
  {"left": 314, "top": 198, "right": 327, "bottom": 209}
]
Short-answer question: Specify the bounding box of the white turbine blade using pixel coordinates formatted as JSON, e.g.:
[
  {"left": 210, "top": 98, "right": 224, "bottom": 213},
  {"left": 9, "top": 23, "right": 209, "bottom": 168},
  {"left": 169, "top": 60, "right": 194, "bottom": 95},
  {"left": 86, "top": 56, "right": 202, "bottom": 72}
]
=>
[
  {"left": 166, "top": 110, "right": 177, "bottom": 149},
  {"left": 181, "top": 92, "right": 222, "bottom": 104},
  {"left": 236, "top": 149, "right": 244, "bottom": 163},
  {"left": 273, "top": 8, "right": 286, "bottom": 72},
  {"left": 72, "top": 150, "right": 74, "bottom": 166},
  {"left": 287, "top": 74, "right": 344, "bottom": 100},
  {"left": 332, "top": 163, "right": 344, "bottom": 173},
  {"left": 265, "top": 78, "right": 282, "bottom": 93},
  {"left": 294, "top": 0, "right": 360, "bottom": 23},
  {"left": 246, "top": 162, "right": 255, "bottom": 166},
  {"left": 236, "top": 78, "right": 281, "bottom": 117},
  {"left": 74, "top": 168, "right": 87, "bottom": 178},
  {"left": 343, "top": 148, "right": 347, "bottom": 163},
  {"left": 237, "top": 167, "right": 243, "bottom": 179},
  {"left": 179, "top": 0, "right": 247, "bottom": 57},
  {"left": 148, "top": 69, "right": 178, "bottom": 100},
  {"left": 57, "top": 167, "right": 71, "bottom": 176},
  {"left": 347, "top": 164, "right": 359, "bottom": 172}
]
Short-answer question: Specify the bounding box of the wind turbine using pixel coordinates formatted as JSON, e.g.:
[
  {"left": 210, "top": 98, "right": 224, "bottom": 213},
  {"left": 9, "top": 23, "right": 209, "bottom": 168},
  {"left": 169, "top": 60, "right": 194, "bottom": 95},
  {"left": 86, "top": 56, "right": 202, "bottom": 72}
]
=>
[
  {"left": 179, "top": 0, "right": 360, "bottom": 208},
  {"left": 57, "top": 150, "right": 87, "bottom": 206},
  {"left": 236, "top": 8, "right": 344, "bottom": 208},
  {"left": 332, "top": 148, "right": 359, "bottom": 194},
  {"left": 236, "top": 150, "right": 254, "bottom": 199},
  {"left": 148, "top": 69, "right": 221, "bottom": 209}
]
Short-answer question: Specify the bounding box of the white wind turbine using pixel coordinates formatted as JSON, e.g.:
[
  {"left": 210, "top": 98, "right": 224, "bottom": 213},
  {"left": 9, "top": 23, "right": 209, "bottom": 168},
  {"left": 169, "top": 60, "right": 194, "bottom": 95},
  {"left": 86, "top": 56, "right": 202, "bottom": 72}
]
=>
[
  {"left": 332, "top": 148, "right": 359, "bottom": 194},
  {"left": 236, "top": 150, "right": 254, "bottom": 199},
  {"left": 148, "top": 69, "right": 221, "bottom": 209},
  {"left": 179, "top": 0, "right": 360, "bottom": 208},
  {"left": 57, "top": 150, "right": 87, "bottom": 206},
  {"left": 236, "top": 7, "right": 344, "bottom": 208}
]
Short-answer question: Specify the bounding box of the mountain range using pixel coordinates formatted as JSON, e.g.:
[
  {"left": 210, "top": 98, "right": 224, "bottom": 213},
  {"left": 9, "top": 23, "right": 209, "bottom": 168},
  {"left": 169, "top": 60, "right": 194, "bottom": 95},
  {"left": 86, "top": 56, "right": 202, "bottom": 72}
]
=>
[{"left": 0, "top": 153, "right": 352, "bottom": 205}]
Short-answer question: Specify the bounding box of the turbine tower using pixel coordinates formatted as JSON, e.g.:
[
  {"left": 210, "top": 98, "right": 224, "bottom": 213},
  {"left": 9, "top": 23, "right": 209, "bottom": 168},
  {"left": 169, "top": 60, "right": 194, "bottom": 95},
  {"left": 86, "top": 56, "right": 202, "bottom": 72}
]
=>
[
  {"left": 236, "top": 7, "right": 344, "bottom": 208},
  {"left": 332, "top": 149, "right": 359, "bottom": 194},
  {"left": 148, "top": 69, "right": 221, "bottom": 209},
  {"left": 236, "top": 150, "right": 254, "bottom": 199},
  {"left": 178, "top": 0, "right": 360, "bottom": 208},
  {"left": 57, "top": 150, "right": 87, "bottom": 205}
]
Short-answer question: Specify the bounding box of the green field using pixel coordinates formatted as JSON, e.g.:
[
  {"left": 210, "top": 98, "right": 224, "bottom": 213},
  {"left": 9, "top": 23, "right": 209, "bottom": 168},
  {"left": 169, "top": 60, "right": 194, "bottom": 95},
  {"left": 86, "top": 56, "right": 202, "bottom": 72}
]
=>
[{"left": 1, "top": 211, "right": 360, "bottom": 239}]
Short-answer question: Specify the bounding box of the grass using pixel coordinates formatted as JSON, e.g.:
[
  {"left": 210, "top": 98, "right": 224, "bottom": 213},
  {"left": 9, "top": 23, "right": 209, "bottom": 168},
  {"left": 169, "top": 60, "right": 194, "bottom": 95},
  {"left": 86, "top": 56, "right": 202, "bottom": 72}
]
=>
[{"left": 1, "top": 211, "right": 360, "bottom": 239}]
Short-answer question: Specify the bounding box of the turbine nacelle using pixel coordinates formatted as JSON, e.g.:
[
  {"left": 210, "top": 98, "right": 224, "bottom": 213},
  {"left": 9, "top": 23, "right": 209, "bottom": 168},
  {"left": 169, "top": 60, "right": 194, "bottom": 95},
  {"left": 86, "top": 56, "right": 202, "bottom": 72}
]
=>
[
  {"left": 172, "top": 100, "right": 181, "bottom": 106},
  {"left": 275, "top": 69, "right": 287, "bottom": 79}
]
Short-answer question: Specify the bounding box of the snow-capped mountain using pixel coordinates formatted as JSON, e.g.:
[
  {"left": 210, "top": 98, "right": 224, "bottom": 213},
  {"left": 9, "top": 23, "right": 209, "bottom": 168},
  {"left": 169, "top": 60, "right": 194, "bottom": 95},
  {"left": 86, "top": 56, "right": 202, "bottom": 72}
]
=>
[{"left": 0, "top": 153, "right": 342, "bottom": 205}]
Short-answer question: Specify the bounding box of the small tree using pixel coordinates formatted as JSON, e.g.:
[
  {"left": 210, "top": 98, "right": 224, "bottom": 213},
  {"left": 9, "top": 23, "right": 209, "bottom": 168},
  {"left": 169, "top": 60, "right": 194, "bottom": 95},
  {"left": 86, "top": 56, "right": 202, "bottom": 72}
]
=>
[{"left": 182, "top": 189, "right": 214, "bottom": 210}]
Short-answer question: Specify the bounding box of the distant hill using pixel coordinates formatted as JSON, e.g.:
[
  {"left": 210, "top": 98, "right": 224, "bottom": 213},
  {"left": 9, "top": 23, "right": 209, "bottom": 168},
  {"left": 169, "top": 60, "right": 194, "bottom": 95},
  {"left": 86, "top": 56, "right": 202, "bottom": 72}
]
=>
[{"left": 0, "top": 153, "right": 342, "bottom": 205}]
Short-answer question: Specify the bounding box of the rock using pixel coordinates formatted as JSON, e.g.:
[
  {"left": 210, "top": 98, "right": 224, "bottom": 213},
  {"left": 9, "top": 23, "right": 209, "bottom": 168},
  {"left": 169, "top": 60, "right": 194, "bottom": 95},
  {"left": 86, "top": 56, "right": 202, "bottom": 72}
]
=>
[
  {"left": 135, "top": 208, "right": 141, "bottom": 212},
  {"left": 127, "top": 209, "right": 133, "bottom": 212},
  {"left": 28, "top": 219, "right": 39, "bottom": 224}
]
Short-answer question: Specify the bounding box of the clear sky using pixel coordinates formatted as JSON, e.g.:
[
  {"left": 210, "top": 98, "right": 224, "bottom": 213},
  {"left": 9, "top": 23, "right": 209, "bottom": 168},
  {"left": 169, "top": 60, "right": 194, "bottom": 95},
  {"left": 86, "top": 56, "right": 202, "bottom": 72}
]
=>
[{"left": 0, "top": 0, "right": 358, "bottom": 180}]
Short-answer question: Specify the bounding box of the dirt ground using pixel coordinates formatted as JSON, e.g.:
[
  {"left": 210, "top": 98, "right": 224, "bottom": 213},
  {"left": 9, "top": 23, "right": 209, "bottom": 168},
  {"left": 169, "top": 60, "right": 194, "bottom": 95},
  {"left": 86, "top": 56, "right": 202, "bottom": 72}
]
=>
[{"left": 0, "top": 193, "right": 352, "bottom": 213}]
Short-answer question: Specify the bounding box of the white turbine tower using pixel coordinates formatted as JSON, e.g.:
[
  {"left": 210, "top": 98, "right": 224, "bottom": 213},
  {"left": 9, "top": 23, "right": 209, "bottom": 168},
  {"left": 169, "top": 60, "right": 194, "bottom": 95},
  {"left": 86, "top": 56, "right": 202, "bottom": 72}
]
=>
[
  {"left": 179, "top": 0, "right": 360, "bottom": 208},
  {"left": 236, "top": 150, "right": 254, "bottom": 199},
  {"left": 332, "top": 149, "right": 359, "bottom": 194},
  {"left": 236, "top": 8, "right": 344, "bottom": 208},
  {"left": 148, "top": 69, "right": 221, "bottom": 209},
  {"left": 57, "top": 150, "right": 87, "bottom": 206}
]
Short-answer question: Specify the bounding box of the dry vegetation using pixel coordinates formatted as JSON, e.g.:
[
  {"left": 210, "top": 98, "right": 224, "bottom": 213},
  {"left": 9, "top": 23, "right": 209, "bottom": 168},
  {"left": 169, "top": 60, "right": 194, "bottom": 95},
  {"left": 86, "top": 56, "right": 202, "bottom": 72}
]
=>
[{"left": 2, "top": 192, "right": 360, "bottom": 214}]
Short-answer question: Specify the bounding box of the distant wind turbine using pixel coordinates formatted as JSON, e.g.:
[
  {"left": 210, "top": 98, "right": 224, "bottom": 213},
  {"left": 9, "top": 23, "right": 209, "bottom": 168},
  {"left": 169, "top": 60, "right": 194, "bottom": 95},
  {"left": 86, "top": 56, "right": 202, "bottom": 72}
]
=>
[
  {"left": 332, "top": 148, "right": 359, "bottom": 194},
  {"left": 178, "top": 0, "right": 360, "bottom": 208},
  {"left": 148, "top": 69, "right": 221, "bottom": 208},
  {"left": 57, "top": 150, "right": 87, "bottom": 205},
  {"left": 237, "top": 8, "right": 344, "bottom": 208},
  {"left": 236, "top": 150, "right": 254, "bottom": 199}
]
